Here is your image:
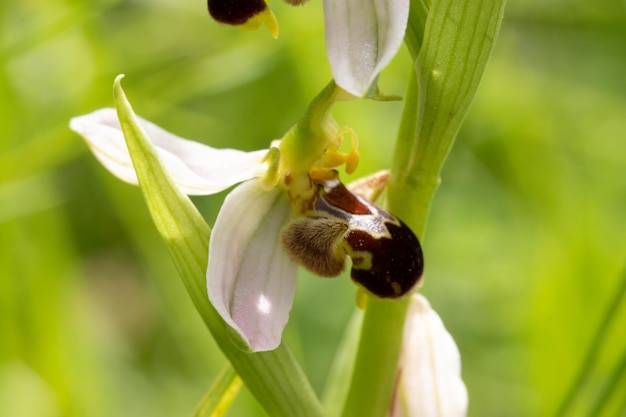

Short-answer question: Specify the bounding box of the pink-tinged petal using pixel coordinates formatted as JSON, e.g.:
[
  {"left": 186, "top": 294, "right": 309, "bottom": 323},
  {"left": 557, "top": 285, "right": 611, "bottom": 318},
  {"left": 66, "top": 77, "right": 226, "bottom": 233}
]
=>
[
  {"left": 390, "top": 295, "right": 468, "bottom": 417},
  {"left": 323, "top": 0, "right": 409, "bottom": 97},
  {"left": 70, "top": 108, "right": 268, "bottom": 195},
  {"left": 207, "top": 179, "right": 297, "bottom": 352}
]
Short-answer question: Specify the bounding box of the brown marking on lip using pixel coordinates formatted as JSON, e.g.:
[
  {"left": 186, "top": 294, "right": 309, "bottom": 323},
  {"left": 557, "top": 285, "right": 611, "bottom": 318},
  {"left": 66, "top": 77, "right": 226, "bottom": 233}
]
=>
[
  {"left": 321, "top": 181, "right": 372, "bottom": 215},
  {"left": 281, "top": 175, "right": 424, "bottom": 298},
  {"left": 347, "top": 220, "right": 423, "bottom": 298}
]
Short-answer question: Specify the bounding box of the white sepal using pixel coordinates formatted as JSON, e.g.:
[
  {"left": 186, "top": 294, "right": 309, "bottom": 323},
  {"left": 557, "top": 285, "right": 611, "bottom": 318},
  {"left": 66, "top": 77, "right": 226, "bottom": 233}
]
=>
[
  {"left": 207, "top": 179, "right": 297, "bottom": 352},
  {"left": 323, "top": 0, "right": 409, "bottom": 97},
  {"left": 390, "top": 294, "right": 468, "bottom": 417},
  {"left": 70, "top": 108, "right": 267, "bottom": 195}
]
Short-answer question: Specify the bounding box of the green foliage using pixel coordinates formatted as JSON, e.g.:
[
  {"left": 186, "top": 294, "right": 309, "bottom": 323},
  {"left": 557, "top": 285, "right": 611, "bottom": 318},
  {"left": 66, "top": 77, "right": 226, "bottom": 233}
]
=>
[
  {"left": 1, "top": 0, "right": 625, "bottom": 416},
  {"left": 114, "top": 76, "right": 324, "bottom": 417},
  {"left": 192, "top": 365, "right": 241, "bottom": 417}
]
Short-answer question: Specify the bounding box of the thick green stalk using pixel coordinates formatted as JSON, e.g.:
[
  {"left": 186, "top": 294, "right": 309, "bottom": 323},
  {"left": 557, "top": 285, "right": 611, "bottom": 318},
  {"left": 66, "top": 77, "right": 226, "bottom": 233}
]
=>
[
  {"left": 113, "top": 75, "right": 324, "bottom": 417},
  {"left": 341, "top": 0, "right": 505, "bottom": 416},
  {"left": 341, "top": 298, "right": 410, "bottom": 417},
  {"left": 390, "top": 0, "right": 506, "bottom": 229}
]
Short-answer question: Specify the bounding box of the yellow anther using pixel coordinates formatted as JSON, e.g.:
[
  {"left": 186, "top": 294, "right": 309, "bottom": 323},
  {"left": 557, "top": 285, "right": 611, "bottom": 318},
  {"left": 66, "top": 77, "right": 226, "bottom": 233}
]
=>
[
  {"left": 345, "top": 149, "right": 359, "bottom": 174},
  {"left": 309, "top": 167, "right": 338, "bottom": 181},
  {"left": 308, "top": 126, "right": 360, "bottom": 180},
  {"left": 323, "top": 151, "right": 349, "bottom": 167},
  {"left": 332, "top": 126, "right": 359, "bottom": 174}
]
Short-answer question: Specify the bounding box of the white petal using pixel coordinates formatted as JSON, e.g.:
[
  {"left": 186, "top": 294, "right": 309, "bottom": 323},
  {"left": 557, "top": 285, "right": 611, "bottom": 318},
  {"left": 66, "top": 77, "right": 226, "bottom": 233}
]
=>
[
  {"left": 323, "top": 0, "right": 409, "bottom": 97},
  {"left": 391, "top": 295, "right": 468, "bottom": 417},
  {"left": 70, "top": 108, "right": 268, "bottom": 195},
  {"left": 207, "top": 179, "right": 297, "bottom": 352}
]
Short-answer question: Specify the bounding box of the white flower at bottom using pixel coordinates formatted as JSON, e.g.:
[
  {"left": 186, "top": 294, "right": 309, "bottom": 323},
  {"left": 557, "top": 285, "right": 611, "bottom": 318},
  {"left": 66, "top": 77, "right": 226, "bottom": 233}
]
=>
[
  {"left": 390, "top": 294, "right": 468, "bottom": 417},
  {"left": 70, "top": 78, "right": 424, "bottom": 354}
]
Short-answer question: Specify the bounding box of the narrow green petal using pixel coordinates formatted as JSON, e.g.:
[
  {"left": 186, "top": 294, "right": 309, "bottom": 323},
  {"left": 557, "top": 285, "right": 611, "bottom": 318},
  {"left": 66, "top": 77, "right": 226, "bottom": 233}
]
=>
[
  {"left": 192, "top": 365, "right": 241, "bottom": 417},
  {"left": 322, "top": 311, "right": 363, "bottom": 417},
  {"left": 112, "top": 75, "right": 324, "bottom": 417}
]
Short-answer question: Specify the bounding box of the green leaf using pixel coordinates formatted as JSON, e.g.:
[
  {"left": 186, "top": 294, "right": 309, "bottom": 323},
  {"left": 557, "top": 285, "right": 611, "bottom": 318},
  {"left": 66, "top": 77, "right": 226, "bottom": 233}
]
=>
[
  {"left": 555, "top": 267, "right": 626, "bottom": 417},
  {"left": 342, "top": 0, "right": 506, "bottom": 416},
  {"left": 390, "top": 0, "right": 507, "bottom": 233},
  {"left": 322, "top": 311, "right": 363, "bottom": 417},
  {"left": 113, "top": 75, "right": 324, "bottom": 417},
  {"left": 192, "top": 365, "right": 241, "bottom": 417}
]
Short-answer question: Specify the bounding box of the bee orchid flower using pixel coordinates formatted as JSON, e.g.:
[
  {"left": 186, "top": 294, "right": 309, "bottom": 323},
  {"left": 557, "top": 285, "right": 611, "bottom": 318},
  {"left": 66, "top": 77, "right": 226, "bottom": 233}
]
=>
[{"left": 71, "top": 80, "right": 422, "bottom": 353}]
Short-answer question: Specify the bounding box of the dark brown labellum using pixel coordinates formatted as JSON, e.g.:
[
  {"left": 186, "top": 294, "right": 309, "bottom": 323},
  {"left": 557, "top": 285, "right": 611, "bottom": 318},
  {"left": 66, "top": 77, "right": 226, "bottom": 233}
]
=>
[
  {"left": 208, "top": 0, "right": 267, "bottom": 26},
  {"left": 346, "top": 220, "right": 423, "bottom": 298},
  {"left": 281, "top": 177, "right": 424, "bottom": 298}
]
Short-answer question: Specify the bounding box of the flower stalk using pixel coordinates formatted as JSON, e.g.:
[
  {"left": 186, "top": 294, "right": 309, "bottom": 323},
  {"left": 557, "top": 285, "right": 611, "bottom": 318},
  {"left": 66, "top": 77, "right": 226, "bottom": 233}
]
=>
[
  {"left": 341, "top": 0, "right": 506, "bottom": 415},
  {"left": 389, "top": 0, "right": 507, "bottom": 230}
]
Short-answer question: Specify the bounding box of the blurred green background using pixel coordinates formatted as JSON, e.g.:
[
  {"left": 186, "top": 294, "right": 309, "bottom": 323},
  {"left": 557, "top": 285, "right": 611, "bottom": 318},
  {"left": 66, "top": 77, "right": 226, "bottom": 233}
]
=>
[{"left": 2, "top": 0, "right": 626, "bottom": 416}]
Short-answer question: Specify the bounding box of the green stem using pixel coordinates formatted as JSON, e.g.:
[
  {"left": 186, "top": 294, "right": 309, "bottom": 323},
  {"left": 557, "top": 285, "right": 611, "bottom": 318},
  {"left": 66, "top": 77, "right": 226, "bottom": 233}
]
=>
[
  {"left": 555, "top": 266, "right": 626, "bottom": 417},
  {"left": 339, "top": 69, "right": 423, "bottom": 417},
  {"left": 587, "top": 347, "right": 626, "bottom": 417},
  {"left": 340, "top": 298, "right": 410, "bottom": 417},
  {"left": 404, "top": 0, "right": 429, "bottom": 59},
  {"left": 390, "top": 0, "right": 506, "bottom": 230},
  {"left": 341, "top": 0, "right": 505, "bottom": 415},
  {"left": 389, "top": 70, "right": 438, "bottom": 234},
  {"left": 192, "top": 364, "right": 241, "bottom": 417}
]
